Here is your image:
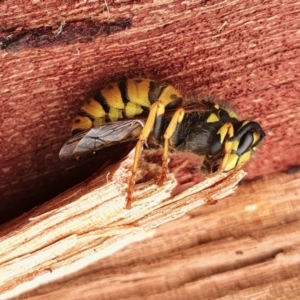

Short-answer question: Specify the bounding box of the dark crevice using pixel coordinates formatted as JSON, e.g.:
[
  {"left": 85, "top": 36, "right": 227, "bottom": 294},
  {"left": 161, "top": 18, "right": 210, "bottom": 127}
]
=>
[{"left": 0, "top": 18, "right": 132, "bottom": 50}]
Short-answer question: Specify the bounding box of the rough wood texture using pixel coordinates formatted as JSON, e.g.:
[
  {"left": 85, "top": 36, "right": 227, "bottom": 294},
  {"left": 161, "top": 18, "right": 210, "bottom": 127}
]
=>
[
  {"left": 1, "top": 0, "right": 299, "bottom": 223},
  {"left": 0, "top": 152, "right": 246, "bottom": 298},
  {"left": 0, "top": 0, "right": 300, "bottom": 299},
  {"left": 1, "top": 170, "right": 300, "bottom": 299}
]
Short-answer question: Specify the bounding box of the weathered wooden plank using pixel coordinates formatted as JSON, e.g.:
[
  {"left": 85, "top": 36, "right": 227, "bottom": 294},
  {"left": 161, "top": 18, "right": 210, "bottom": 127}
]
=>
[
  {"left": 0, "top": 151, "right": 246, "bottom": 298},
  {"left": 1, "top": 170, "right": 299, "bottom": 299},
  {"left": 0, "top": 0, "right": 299, "bottom": 223},
  {"left": 0, "top": 0, "right": 300, "bottom": 299}
]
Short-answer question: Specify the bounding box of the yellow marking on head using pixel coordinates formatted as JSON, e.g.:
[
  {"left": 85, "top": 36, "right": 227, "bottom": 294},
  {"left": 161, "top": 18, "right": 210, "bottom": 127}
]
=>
[
  {"left": 218, "top": 123, "right": 235, "bottom": 171},
  {"left": 207, "top": 113, "right": 220, "bottom": 123},
  {"left": 236, "top": 151, "right": 252, "bottom": 168},
  {"left": 108, "top": 107, "right": 122, "bottom": 122},
  {"left": 81, "top": 98, "right": 106, "bottom": 118},
  {"left": 159, "top": 85, "right": 183, "bottom": 107},
  {"left": 252, "top": 131, "right": 260, "bottom": 145},
  {"left": 127, "top": 79, "right": 152, "bottom": 107},
  {"left": 71, "top": 115, "right": 93, "bottom": 132},
  {"left": 101, "top": 83, "right": 124, "bottom": 109},
  {"left": 224, "top": 153, "right": 239, "bottom": 171},
  {"left": 125, "top": 102, "right": 143, "bottom": 118},
  {"left": 225, "top": 150, "right": 252, "bottom": 171},
  {"left": 224, "top": 140, "right": 243, "bottom": 171},
  {"left": 231, "top": 140, "right": 240, "bottom": 151}
]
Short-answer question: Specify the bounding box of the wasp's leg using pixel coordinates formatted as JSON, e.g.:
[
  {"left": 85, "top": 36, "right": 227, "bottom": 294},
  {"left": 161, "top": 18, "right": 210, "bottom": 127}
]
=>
[
  {"left": 157, "top": 108, "right": 186, "bottom": 186},
  {"left": 217, "top": 122, "right": 235, "bottom": 172},
  {"left": 126, "top": 101, "right": 165, "bottom": 209}
]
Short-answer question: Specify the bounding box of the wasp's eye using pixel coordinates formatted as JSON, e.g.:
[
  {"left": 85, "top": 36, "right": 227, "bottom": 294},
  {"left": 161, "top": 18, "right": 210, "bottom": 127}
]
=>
[{"left": 235, "top": 132, "right": 254, "bottom": 156}]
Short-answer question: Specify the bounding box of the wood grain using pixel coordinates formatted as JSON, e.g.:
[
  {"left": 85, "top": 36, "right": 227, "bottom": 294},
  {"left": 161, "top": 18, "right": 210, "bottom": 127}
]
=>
[
  {"left": 0, "top": 152, "right": 246, "bottom": 298},
  {"left": 1, "top": 169, "right": 299, "bottom": 299},
  {"left": 0, "top": 0, "right": 300, "bottom": 298}
]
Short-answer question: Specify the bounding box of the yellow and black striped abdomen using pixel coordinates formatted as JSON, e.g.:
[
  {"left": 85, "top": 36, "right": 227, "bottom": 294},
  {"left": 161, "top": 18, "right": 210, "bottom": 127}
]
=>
[{"left": 71, "top": 78, "right": 183, "bottom": 135}]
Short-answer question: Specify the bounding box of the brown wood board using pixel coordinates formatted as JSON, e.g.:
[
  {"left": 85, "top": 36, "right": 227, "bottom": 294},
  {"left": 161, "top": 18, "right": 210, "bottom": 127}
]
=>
[
  {"left": 0, "top": 153, "right": 246, "bottom": 298},
  {"left": 1, "top": 169, "right": 299, "bottom": 299},
  {"left": 0, "top": 0, "right": 300, "bottom": 298}
]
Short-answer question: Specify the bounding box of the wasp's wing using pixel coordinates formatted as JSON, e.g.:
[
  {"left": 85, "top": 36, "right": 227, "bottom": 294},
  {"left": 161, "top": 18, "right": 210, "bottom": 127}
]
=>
[{"left": 59, "top": 120, "right": 144, "bottom": 162}]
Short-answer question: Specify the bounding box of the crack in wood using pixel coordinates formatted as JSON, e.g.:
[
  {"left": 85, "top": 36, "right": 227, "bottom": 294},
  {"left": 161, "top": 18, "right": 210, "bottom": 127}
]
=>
[{"left": 0, "top": 18, "right": 132, "bottom": 51}]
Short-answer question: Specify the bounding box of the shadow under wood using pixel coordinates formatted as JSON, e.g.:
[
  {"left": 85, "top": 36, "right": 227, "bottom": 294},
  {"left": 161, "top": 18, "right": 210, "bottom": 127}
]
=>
[{"left": 0, "top": 141, "right": 136, "bottom": 225}]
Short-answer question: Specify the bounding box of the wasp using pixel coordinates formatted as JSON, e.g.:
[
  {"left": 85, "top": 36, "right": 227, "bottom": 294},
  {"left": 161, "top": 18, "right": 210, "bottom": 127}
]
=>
[{"left": 59, "top": 78, "right": 265, "bottom": 208}]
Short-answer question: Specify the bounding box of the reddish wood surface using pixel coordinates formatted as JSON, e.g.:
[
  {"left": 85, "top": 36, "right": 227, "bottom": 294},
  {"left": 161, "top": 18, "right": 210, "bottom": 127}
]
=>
[
  {"left": 1, "top": 0, "right": 299, "bottom": 223},
  {"left": 0, "top": 1, "right": 300, "bottom": 298}
]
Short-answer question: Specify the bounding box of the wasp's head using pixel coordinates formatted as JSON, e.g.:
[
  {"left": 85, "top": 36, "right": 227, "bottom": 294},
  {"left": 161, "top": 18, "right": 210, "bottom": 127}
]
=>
[
  {"left": 205, "top": 119, "right": 265, "bottom": 174},
  {"left": 198, "top": 101, "right": 265, "bottom": 174},
  {"left": 223, "top": 120, "right": 265, "bottom": 171}
]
